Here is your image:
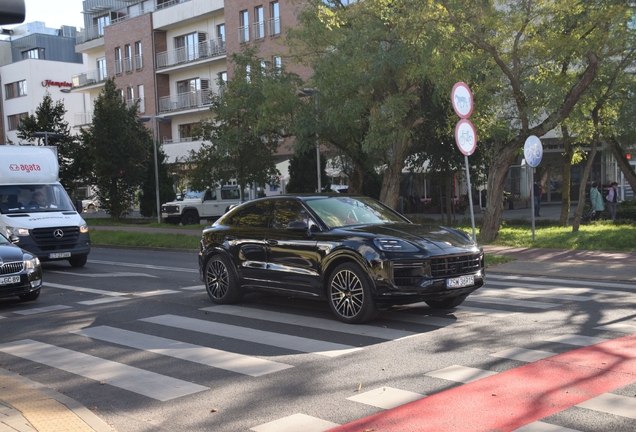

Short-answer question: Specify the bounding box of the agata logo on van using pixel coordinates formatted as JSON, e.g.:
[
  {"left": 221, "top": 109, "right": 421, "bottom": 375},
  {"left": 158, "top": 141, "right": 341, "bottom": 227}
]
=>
[{"left": 8, "top": 164, "right": 41, "bottom": 173}]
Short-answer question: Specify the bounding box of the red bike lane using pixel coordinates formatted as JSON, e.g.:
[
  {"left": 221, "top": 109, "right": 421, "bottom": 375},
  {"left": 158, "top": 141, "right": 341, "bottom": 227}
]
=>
[{"left": 330, "top": 334, "right": 636, "bottom": 432}]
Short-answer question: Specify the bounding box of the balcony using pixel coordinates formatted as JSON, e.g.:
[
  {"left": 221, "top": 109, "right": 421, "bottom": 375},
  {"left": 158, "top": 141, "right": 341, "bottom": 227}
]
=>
[
  {"left": 124, "top": 57, "right": 133, "bottom": 73},
  {"left": 71, "top": 68, "right": 108, "bottom": 89},
  {"left": 238, "top": 25, "right": 249, "bottom": 43},
  {"left": 156, "top": 38, "right": 225, "bottom": 69},
  {"left": 135, "top": 54, "right": 143, "bottom": 69},
  {"left": 76, "top": 25, "right": 104, "bottom": 44},
  {"left": 74, "top": 112, "right": 93, "bottom": 126},
  {"left": 158, "top": 89, "right": 212, "bottom": 113},
  {"left": 253, "top": 21, "right": 265, "bottom": 40},
  {"left": 115, "top": 59, "right": 123, "bottom": 75},
  {"left": 268, "top": 17, "right": 280, "bottom": 36}
]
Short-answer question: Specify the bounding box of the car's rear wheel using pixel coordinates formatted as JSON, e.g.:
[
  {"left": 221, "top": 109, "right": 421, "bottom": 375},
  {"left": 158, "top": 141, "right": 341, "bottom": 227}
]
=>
[
  {"left": 425, "top": 294, "right": 468, "bottom": 309},
  {"left": 69, "top": 255, "right": 88, "bottom": 267},
  {"left": 19, "top": 289, "right": 40, "bottom": 302},
  {"left": 205, "top": 255, "right": 242, "bottom": 304},
  {"left": 181, "top": 210, "right": 200, "bottom": 225},
  {"left": 328, "top": 262, "right": 379, "bottom": 324}
]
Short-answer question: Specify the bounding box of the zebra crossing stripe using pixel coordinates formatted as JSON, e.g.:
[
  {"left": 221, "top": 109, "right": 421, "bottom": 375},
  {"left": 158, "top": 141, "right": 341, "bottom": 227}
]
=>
[
  {"left": 491, "top": 347, "right": 556, "bottom": 362},
  {"left": 0, "top": 339, "right": 208, "bottom": 401},
  {"left": 594, "top": 323, "right": 636, "bottom": 333},
  {"left": 45, "top": 282, "right": 126, "bottom": 296},
  {"left": 250, "top": 413, "right": 339, "bottom": 432},
  {"left": 181, "top": 285, "right": 205, "bottom": 291},
  {"left": 425, "top": 365, "right": 498, "bottom": 384},
  {"left": 466, "top": 295, "right": 557, "bottom": 309},
  {"left": 486, "top": 280, "right": 628, "bottom": 297},
  {"left": 141, "top": 314, "right": 361, "bottom": 357},
  {"left": 487, "top": 274, "right": 636, "bottom": 290},
  {"left": 13, "top": 305, "right": 73, "bottom": 316},
  {"left": 481, "top": 286, "right": 592, "bottom": 301},
  {"left": 200, "top": 305, "right": 417, "bottom": 340},
  {"left": 515, "top": 421, "right": 581, "bottom": 431},
  {"left": 546, "top": 335, "right": 609, "bottom": 347},
  {"left": 576, "top": 393, "right": 636, "bottom": 419},
  {"left": 455, "top": 305, "right": 517, "bottom": 317},
  {"left": 78, "top": 297, "right": 130, "bottom": 306},
  {"left": 346, "top": 387, "right": 425, "bottom": 410},
  {"left": 73, "top": 326, "right": 293, "bottom": 377}
]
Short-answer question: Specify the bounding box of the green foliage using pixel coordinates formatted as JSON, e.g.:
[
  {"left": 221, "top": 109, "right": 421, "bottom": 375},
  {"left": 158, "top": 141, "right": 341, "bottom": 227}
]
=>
[
  {"left": 617, "top": 198, "right": 636, "bottom": 220},
  {"left": 139, "top": 143, "right": 176, "bottom": 218},
  {"left": 81, "top": 78, "right": 151, "bottom": 220},
  {"left": 286, "top": 146, "right": 330, "bottom": 193},
  {"left": 187, "top": 47, "right": 302, "bottom": 198},
  {"left": 16, "top": 93, "right": 88, "bottom": 195}
]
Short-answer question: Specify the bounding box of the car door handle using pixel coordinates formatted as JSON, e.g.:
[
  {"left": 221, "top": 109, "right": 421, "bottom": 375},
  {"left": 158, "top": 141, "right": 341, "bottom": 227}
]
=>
[{"left": 266, "top": 240, "right": 278, "bottom": 246}]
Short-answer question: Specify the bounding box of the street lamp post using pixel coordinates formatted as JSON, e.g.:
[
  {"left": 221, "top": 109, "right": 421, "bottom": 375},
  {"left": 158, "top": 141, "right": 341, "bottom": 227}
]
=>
[
  {"left": 139, "top": 115, "right": 170, "bottom": 224},
  {"left": 297, "top": 88, "right": 321, "bottom": 193}
]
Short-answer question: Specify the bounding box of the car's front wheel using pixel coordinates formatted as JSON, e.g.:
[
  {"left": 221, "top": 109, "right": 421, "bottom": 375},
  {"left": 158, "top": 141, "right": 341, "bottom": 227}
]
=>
[
  {"left": 328, "top": 262, "right": 379, "bottom": 324},
  {"left": 205, "top": 255, "right": 242, "bottom": 304},
  {"left": 181, "top": 210, "right": 200, "bottom": 225},
  {"left": 19, "top": 289, "right": 40, "bottom": 302},
  {"left": 425, "top": 294, "right": 468, "bottom": 309}
]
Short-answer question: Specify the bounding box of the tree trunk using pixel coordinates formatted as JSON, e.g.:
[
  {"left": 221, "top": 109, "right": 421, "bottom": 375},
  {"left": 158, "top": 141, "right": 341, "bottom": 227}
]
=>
[
  {"left": 572, "top": 141, "right": 597, "bottom": 232},
  {"left": 379, "top": 138, "right": 408, "bottom": 210},
  {"left": 604, "top": 137, "right": 636, "bottom": 193},
  {"left": 559, "top": 126, "right": 573, "bottom": 226},
  {"left": 347, "top": 161, "right": 366, "bottom": 195},
  {"left": 479, "top": 145, "right": 518, "bottom": 242}
]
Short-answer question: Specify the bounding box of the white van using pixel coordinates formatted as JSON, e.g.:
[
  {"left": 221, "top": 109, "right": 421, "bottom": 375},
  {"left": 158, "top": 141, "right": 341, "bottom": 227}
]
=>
[{"left": 0, "top": 146, "right": 90, "bottom": 267}]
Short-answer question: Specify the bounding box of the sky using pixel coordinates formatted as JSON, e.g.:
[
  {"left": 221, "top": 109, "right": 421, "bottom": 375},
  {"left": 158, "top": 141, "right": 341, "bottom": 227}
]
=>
[{"left": 4, "top": 0, "right": 85, "bottom": 32}]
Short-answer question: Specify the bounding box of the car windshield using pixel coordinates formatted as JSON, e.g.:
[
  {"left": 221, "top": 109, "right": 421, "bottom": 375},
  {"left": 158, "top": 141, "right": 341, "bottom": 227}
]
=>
[
  {"left": 0, "top": 184, "right": 76, "bottom": 214},
  {"left": 183, "top": 190, "right": 204, "bottom": 199},
  {"left": 305, "top": 196, "right": 408, "bottom": 228},
  {"left": 0, "top": 234, "right": 9, "bottom": 245}
]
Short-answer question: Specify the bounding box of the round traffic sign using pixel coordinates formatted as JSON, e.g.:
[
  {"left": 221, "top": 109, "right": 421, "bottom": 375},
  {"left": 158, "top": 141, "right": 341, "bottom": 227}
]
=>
[
  {"left": 451, "top": 82, "right": 473, "bottom": 119},
  {"left": 524, "top": 135, "right": 543, "bottom": 167},
  {"left": 455, "top": 119, "right": 477, "bottom": 156}
]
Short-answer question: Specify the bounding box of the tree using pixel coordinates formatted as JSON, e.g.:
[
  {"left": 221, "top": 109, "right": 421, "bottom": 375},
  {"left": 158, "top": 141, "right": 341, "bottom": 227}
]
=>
[
  {"left": 432, "top": 0, "right": 634, "bottom": 241},
  {"left": 286, "top": 146, "right": 330, "bottom": 193},
  {"left": 81, "top": 78, "right": 151, "bottom": 220},
  {"left": 139, "top": 143, "right": 176, "bottom": 218},
  {"left": 187, "top": 47, "right": 302, "bottom": 199},
  {"left": 16, "top": 93, "right": 88, "bottom": 194}
]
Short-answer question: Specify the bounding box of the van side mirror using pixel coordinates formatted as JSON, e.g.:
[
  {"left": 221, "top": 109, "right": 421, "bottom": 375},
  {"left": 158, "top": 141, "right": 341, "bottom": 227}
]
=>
[
  {"left": 75, "top": 200, "right": 83, "bottom": 213},
  {"left": 9, "top": 235, "right": 19, "bottom": 244}
]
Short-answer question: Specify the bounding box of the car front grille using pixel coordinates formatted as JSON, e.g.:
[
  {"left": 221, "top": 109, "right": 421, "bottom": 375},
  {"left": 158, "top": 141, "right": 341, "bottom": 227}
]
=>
[
  {"left": 0, "top": 262, "right": 23, "bottom": 275},
  {"left": 31, "top": 226, "right": 79, "bottom": 246},
  {"left": 392, "top": 260, "right": 430, "bottom": 287},
  {"left": 430, "top": 254, "right": 482, "bottom": 278},
  {"left": 162, "top": 205, "right": 179, "bottom": 214}
]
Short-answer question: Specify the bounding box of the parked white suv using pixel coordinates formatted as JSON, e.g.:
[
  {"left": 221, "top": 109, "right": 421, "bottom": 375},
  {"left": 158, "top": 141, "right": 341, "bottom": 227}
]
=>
[{"left": 161, "top": 187, "right": 242, "bottom": 225}]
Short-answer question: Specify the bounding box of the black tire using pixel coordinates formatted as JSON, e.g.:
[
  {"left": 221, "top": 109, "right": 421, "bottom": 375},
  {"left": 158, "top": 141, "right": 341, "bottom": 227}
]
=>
[
  {"left": 205, "top": 255, "right": 243, "bottom": 304},
  {"left": 69, "top": 255, "right": 88, "bottom": 268},
  {"left": 425, "top": 295, "right": 468, "bottom": 310},
  {"left": 181, "top": 210, "right": 200, "bottom": 225},
  {"left": 88, "top": 204, "right": 96, "bottom": 210},
  {"left": 327, "top": 262, "right": 379, "bottom": 324},
  {"left": 19, "top": 289, "right": 40, "bottom": 302}
]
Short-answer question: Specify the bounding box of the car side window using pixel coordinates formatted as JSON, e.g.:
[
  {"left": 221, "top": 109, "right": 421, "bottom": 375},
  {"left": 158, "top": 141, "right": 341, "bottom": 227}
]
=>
[
  {"left": 234, "top": 201, "right": 271, "bottom": 228},
  {"left": 221, "top": 189, "right": 240, "bottom": 200},
  {"left": 271, "top": 199, "right": 311, "bottom": 230},
  {"left": 204, "top": 190, "right": 217, "bottom": 201}
]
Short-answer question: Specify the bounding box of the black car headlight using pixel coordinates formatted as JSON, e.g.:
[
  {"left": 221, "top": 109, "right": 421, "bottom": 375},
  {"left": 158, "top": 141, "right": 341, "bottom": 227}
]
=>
[
  {"left": 374, "top": 238, "right": 419, "bottom": 252},
  {"left": 24, "top": 256, "right": 40, "bottom": 271}
]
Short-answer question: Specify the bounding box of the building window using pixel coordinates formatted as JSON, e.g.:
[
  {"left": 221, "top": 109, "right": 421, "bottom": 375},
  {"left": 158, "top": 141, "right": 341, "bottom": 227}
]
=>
[
  {"left": 178, "top": 123, "right": 196, "bottom": 140},
  {"left": 135, "top": 41, "right": 143, "bottom": 69},
  {"left": 176, "top": 78, "right": 209, "bottom": 109},
  {"left": 175, "top": 32, "right": 206, "bottom": 62},
  {"left": 218, "top": 71, "right": 227, "bottom": 85},
  {"left": 118, "top": 89, "right": 125, "bottom": 101},
  {"left": 22, "top": 48, "right": 44, "bottom": 60},
  {"left": 246, "top": 65, "right": 251, "bottom": 83},
  {"left": 97, "top": 57, "right": 107, "bottom": 81},
  {"left": 254, "top": 6, "right": 265, "bottom": 39},
  {"left": 239, "top": 10, "right": 250, "bottom": 43},
  {"left": 126, "top": 87, "right": 135, "bottom": 108},
  {"left": 94, "top": 14, "right": 110, "bottom": 37},
  {"left": 5, "top": 80, "right": 27, "bottom": 99},
  {"left": 138, "top": 84, "right": 145, "bottom": 113},
  {"left": 114, "top": 47, "right": 122, "bottom": 74},
  {"left": 7, "top": 112, "right": 27, "bottom": 130},
  {"left": 269, "top": 2, "right": 280, "bottom": 36},
  {"left": 273, "top": 56, "right": 282, "bottom": 70},
  {"left": 124, "top": 44, "right": 133, "bottom": 73},
  {"left": 217, "top": 24, "right": 225, "bottom": 51}
]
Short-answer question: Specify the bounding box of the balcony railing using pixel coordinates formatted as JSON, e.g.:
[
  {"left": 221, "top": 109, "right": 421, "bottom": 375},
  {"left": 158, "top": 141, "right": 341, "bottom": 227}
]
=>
[
  {"left": 158, "top": 89, "right": 212, "bottom": 113},
  {"left": 115, "top": 59, "right": 123, "bottom": 74},
  {"left": 74, "top": 112, "right": 93, "bottom": 126},
  {"left": 135, "top": 54, "right": 143, "bottom": 69},
  {"left": 124, "top": 57, "right": 133, "bottom": 73},
  {"left": 157, "top": 0, "right": 192, "bottom": 10},
  {"left": 238, "top": 25, "right": 249, "bottom": 43},
  {"left": 268, "top": 17, "right": 281, "bottom": 36},
  {"left": 156, "top": 38, "right": 226, "bottom": 69},
  {"left": 71, "top": 68, "right": 108, "bottom": 88},
  {"left": 76, "top": 25, "right": 104, "bottom": 44},
  {"left": 253, "top": 21, "right": 265, "bottom": 40},
  {"left": 163, "top": 136, "right": 194, "bottom": 144}
]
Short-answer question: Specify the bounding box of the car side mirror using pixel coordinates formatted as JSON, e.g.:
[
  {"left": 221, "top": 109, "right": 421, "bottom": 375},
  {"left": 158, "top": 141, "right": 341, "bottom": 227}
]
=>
[
  {"left": 9, "top": 235, "right": 19, "bottom": 244},
  {"left": 75, "top": 200, "right": 83, "bottom": 213},
  {"left": 287, "top": 220, "right": 309, "bottom": 231}
]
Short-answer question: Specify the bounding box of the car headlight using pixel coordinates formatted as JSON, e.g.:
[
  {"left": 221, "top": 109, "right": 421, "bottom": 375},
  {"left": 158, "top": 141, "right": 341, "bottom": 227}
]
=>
[
  {"left": 7, "top": 226, "right": 29, "bottom": 237},
  {"left": 24, "top": 256, "right": 40, "bottom": 270},
  {"left": 373, "top": 238, "right": 419, "bottom": 252},
  {"left": 80, "top": 224, "right": 89, "bottom": 234}
]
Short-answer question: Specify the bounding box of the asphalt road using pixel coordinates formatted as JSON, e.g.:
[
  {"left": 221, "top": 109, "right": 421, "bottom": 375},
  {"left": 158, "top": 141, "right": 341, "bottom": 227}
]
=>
[{"left": 1, "top": 248, "right": 636, "bottom": 432}]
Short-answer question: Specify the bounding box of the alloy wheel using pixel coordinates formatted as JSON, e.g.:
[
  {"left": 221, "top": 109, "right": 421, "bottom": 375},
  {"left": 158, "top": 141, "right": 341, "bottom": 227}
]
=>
[
  {"left": 330, "top": 269, "right": 364, "bottom": 318},
  {"left": 206, "top": 259, "right": 229, "bottom": 299}
]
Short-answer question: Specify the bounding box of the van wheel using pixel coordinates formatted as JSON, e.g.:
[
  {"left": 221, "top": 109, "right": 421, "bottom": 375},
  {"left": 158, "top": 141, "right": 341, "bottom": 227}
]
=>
[
  {"left": 19, "top": 289, "right": 40, "bottom": 301},
  {"left": 425, "top": 295, "right": 467, "bottom": 309},
  {"left": 181, "top": 211, "right": 200, "bottom": 225},
  {"left": 69, "top": 255, "right": 88, "bottom": 267}
]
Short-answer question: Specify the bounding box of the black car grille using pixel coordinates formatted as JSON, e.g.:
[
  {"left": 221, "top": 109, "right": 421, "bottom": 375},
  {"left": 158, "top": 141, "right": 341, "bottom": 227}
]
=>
[
  {"left": 31, "top": 226, "right": 80, "bottom": 246},
  {"left": 162, "top": 205, "right": 179, "bottom": 214},
  {"left": 392, "top": 260, "right": 430, "bottom": 287},
  {"left": 431, "top": 254, "right": 482, "bottom": 278},
  {"left": 0, "top": 262, "right": 23, "bottom": 275}
]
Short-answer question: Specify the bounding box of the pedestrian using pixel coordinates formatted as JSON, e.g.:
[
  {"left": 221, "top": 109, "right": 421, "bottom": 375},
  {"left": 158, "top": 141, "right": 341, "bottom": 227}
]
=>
[
  {"left": 589, "top": 181, "right": 604, "bottom": 220},
  {"left": 606, "top": 181, "right": 620, "bottom": 220},
  {"left": 533, "top": 181, "right": 542, "bottom": 217}
]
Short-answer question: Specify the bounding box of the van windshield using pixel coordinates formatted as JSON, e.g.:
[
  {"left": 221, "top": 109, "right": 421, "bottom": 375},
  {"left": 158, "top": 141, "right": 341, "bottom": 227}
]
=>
[{"left": 0, "top": 184, "right": 76, "bottom": 214}]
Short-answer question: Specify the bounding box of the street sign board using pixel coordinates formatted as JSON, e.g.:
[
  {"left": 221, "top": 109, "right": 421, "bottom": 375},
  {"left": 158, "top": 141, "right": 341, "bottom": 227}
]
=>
[
  {"left": 455, "top": 119, "right": 477, "bottom": 156},
  {"left": 524, "top": 135, "right": 543, "bottom": 167},
  {"left": 451, "top": 82, "right": 473, "bottom": 119}
]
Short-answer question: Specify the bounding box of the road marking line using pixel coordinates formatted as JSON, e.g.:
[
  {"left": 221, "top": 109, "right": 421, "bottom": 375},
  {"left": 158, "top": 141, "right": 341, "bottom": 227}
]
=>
[
  {"left": 486, "top": 280, "right": 628, "bottom": 297},
  {"left": 384, "top": 311, "right": 470, "bottom": 328},
  {"left": 487, "top": 274, "right": 636, "bottom": 290},
  {"left": 131, "top": 290, "right": 180, "bottom": 297},
  {"left": 89, "top": 259, "right": 198, "bottom": 273},
  {"left": 594, "top": 323, "right": 636, "bottom": 334},
  {"left": 73, "top": 326, "right": 292, "bottom": 377},
  {"left": 77, "top": 297, "right": 130, "bottom": 305},
  {"left": 13, "top": 305, "right": 73, "bottom": 316},
  {"left": 250, "top": 413, "right": 339, "bottom": 432},
  {"left": 0, "top": 339, "right": 208, "bottom": 401},
  {"left": 346, "top": 387, "right": 424, "bottom": 410},
  {"left": 479, "top": 287, "right": 591, "bottom": 302},
  {"left": 491, "top": 347, "right": 556, "bottom": 363},
  {"left": 201, "top": 305, "right": 417, "bottom": 340},
  {"left": 425, "top": 365, "right": 498, "bottom": 383},
  {"left": 455, "top": 305, "right": 518, "bottom": 317},
  {"left": 47, "top": 270, "right": 158, "bottom": 278},
  {"left": 141, "top": 314, "right": 361, "bottom": 357},
  {"left": 576, "top": 393, "right": 636, "bottom": 419},
  {"left": 515, "top": 421, "right": 581, "bottom": 431},
  {"left": 181, "top": 285, "right": 205, "bottom": 291},
  {"left": 330, "top": 334, "right": 636, "bottom": 432},
  {"left": 467, "top": 295, "right": 557, "bottom": 309},
  {"left": 546, "top": 335, "right": 609, "bottom": 347},
  {"left": 45, "top": 282, "right": 126, "bottom": 297}
]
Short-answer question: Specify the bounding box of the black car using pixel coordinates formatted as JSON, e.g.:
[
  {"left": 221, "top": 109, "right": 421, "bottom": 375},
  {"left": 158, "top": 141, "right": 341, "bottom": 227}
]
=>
[
  {"left": 0, "top": 233, "right": 43, "bottom": 302},
  {"left": 198, "top": 195, "right": 484, "bottom": 323}
]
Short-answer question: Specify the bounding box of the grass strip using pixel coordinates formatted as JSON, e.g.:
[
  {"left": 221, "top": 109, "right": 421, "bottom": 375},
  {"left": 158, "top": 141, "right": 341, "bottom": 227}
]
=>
[{"left": 90, "top": 230, "right": 200, "bottom": 249}]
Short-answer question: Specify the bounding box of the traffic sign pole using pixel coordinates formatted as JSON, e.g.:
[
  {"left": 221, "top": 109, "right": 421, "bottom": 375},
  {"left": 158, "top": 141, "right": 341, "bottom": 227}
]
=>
[
  {"left": 530, "top": 168, "right": 535, "bottom": 242},
  {"left": 465, "top": 155, "right": 476, "bottom": 242},
  {"left": 524, "top": 135, "right": 543, "bottom": 243}
]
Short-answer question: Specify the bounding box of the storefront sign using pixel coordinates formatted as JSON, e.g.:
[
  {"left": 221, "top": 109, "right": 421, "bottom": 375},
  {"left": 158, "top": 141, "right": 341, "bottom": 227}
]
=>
[{"left": 41, "top": 80, "right": 72, "bottom": 89}]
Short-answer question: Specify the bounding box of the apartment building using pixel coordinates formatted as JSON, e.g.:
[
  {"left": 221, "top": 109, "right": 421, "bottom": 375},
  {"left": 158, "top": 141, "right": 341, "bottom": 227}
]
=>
[{"left": 0, "top": 22, "right": 88, "bottom": 144}]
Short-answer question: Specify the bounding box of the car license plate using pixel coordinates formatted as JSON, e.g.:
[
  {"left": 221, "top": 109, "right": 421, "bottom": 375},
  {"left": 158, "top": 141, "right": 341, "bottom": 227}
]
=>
[
  {"left": 446, "top": 275, "right": 475, "bottom": 289},
  {"left": 49, "top": 252, "right": 71, "bottom": 259},
  {"left": 0, "top": 276, "right": 21, "bottom": 286}
]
